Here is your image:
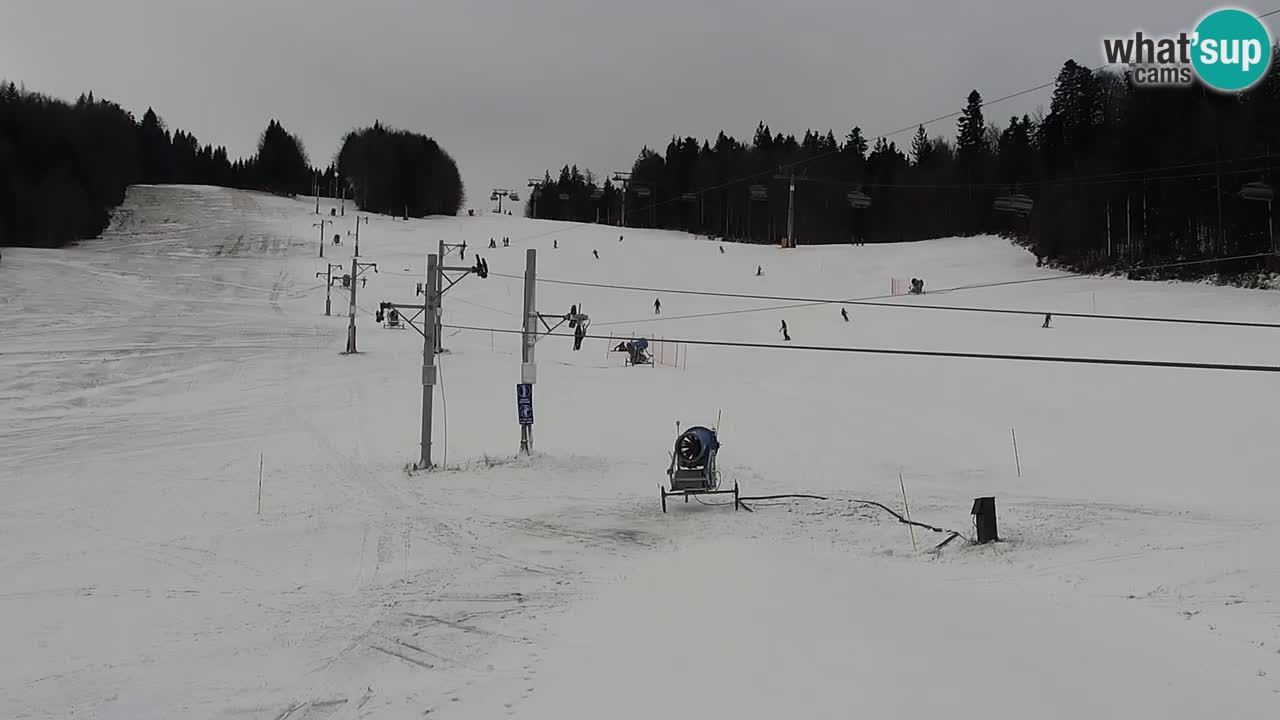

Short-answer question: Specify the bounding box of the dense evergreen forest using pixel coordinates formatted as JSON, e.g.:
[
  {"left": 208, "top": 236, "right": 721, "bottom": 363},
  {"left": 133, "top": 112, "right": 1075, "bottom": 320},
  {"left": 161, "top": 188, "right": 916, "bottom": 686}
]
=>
[
  {"left": 337, "top": 123, "right": 464, "bottom": 219},
  {"left": 529, "top": 57, "right": 1280, "bottom": 279},
  {"left": 0, "top": 82, "right": 464, "bottom": 248}
]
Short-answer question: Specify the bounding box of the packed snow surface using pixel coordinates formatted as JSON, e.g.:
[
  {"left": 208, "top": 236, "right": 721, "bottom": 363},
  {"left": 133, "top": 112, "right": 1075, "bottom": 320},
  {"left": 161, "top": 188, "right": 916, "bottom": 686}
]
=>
[{"left": 3, "top": 185, "right": 1280, "bottom": 718}]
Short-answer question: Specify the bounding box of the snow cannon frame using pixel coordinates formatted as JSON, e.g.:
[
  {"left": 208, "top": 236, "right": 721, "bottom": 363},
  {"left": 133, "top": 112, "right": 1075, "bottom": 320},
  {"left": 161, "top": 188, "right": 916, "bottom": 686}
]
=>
[{"left": 662, "top": 425, "right": 739, "bottom": 512}]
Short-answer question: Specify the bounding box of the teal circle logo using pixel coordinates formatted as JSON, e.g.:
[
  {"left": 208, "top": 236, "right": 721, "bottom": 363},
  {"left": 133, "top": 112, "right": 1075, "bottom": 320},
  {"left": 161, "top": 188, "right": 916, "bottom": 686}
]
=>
[{"left": 1191, "top": 8, "right": 1272, "bottom": 91}]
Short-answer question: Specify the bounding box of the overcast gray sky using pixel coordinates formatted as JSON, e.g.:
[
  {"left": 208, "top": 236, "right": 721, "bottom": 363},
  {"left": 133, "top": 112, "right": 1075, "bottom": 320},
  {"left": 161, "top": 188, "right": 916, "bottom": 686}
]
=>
[{"left": 1, "top": 0, "right": 1254, "bottom": 208}]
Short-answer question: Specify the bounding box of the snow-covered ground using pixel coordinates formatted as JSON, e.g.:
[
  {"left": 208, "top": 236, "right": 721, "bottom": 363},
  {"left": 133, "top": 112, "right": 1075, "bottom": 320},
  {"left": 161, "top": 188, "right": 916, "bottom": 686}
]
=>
[{"left": 3, "top": 185, "right": 1280, "bottom": 718}]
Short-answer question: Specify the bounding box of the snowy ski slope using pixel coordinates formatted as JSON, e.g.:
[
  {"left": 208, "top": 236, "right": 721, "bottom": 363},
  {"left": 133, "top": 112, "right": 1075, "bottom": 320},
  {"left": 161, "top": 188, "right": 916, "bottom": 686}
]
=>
[{"left": 3, "top": 185, "right": 1280, "bottom": 718}]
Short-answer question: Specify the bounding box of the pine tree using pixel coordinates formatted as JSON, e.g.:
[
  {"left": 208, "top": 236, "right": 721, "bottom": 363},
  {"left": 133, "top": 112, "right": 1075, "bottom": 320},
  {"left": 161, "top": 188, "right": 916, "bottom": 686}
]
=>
[
  {"left": 844, "top": 127, "right": 868, "bottom": 159},
  {"left": 957, "top": 90, "right": 988, "bottom": 157},
  {"left": 137, "top": 108, "right": 172, "bottom": 184},
  {"left": 910, "top": 124, "right": 932, "bottom": 166},
  {"left": 752, "top": 122, "right": 774, "bottom": 151},
  {"left": 255, "top": 120, "right": 310, "bottom": 196}
]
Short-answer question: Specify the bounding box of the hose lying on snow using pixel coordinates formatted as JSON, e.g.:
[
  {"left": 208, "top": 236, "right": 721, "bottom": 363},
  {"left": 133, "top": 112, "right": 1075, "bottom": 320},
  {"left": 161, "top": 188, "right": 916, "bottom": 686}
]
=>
[{"left": 735, "top": 494, "right": 968, "bottom": 550}]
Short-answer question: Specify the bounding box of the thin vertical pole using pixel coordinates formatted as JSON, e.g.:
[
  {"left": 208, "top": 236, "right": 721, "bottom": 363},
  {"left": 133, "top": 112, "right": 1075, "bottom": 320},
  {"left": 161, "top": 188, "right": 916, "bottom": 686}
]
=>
[
  {"left": 1011, "top": 428, "right": 1022, "bottom": 478},
  {"left": 417, "top": 254, "right": 439, "bottom": 470},
  {"left": 345, "top": 256, "right": 358, "bottom": 354},
  {"left": 319, "top": 264, "right": 333, "bottom": 316},
  {"left": 436, "top": 241, "right": 445, "bottom": 353},
  {"left": 257, "top": 453, "right": 263, "bottom": 514},
  {"left": 1106, "top": 199, "right": 1112, "bottom": 257},
  {"left": 787, "top": 173, "right": 796, "bottom": 247},
  {"left": 724, "top": 192, "right": 729, "bottom": 240},
  {"left": 1142, "top": 183, "right": 1148, "bottom": 259},
  {"left": 1217, "top": 138, "right": 1224, "bottom": 255},
  {"left": 520, "top": 249, "right": 537, "bottom": 454},
  {"left": 899, "top": 473, "right": 916, "bottom": 551}
]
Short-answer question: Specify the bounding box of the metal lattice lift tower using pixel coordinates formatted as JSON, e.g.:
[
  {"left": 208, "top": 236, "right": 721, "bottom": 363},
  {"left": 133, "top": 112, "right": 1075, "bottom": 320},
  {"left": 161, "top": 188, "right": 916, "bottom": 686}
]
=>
[
  {"left": 612, "top": 171, "right": 633, "bottom": 227},
  {"left": 343, "top": 257, "right": 378, "bottom": 354},
  {"left": 528, "top": 178, "right": 545, "bottom": 217},
  {"left": 491, "top": 188, "right": 512, "bottom": 214},
  {"left": 315, "top": 262, "right": 346, "bottom": 316},
  {"left": 382, "top": 249, "right": 489, "bottom": 470},
  {"left": 433, "top": 240, "right": 478, "bottom": 352},
  {"left": 772, "top": 171, "right": 801, "bottom": 247},
  {"left": 313, "top": 219, "right": 332, "bottom": 258},
  {"left": 349, "top": 215, "right": 370, "bottom": 256},
  {"left": 515, "top": 248, "right": 593, "bottom": 454}
]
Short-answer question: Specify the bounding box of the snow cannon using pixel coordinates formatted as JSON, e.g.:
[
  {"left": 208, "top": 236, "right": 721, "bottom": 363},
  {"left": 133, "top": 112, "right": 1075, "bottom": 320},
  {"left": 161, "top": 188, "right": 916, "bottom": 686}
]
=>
[
  {"left": 620, "top": 337, "right": 651, "bottom": 366},
  {"left": 674, "top": 426, "right": 718, "bottom": 472},
  {"left": 662, "top": 424, "right": 738, "bottom": 513}
]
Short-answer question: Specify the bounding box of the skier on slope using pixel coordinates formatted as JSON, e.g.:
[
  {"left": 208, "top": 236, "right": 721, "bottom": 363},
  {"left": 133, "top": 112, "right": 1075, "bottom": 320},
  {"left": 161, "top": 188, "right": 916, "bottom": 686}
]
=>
[
  {"left": 841, "top": 308, "right": 849, "bottom": 322},
  {"left": 593, "top": 249, "right": 599, "bottom": 259},
  {"left": 780, "top": 320, "right": 790, "bottom": 342},
  {"left": 756, "top": 265, "right": 763, "bottom": 277},
  {"left": 654, "top": 298, "right": 661, "bottom": 314}
]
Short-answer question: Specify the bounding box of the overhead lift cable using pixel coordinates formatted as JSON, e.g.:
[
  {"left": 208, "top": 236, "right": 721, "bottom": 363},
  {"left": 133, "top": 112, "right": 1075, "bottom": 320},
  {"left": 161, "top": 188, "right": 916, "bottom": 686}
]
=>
[
  {"left": 441, "top": 323, "right": 1280, "bottom": 374},
  {"left": 490, "top": 252, "right": 1280, "bottom": 331}
]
